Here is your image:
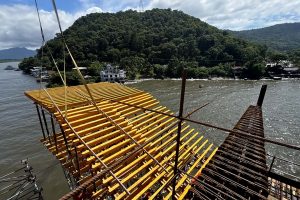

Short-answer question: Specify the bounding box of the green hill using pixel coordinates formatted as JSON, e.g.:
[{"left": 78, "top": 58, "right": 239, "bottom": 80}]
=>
[
  {"left": 231, "top": 23, "right": 300, "bottom": 52},
  {"left": 20, "top": 9, "right": 267, "bottom": 81}
]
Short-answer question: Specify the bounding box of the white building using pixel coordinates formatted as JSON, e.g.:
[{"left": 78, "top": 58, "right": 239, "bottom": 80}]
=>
[
  {"left": 266, "top": 60, "right": 294, "bottom": 68},
  {"left": 100, "top": 64, "right": 126, "bottom": 83},
  {"left": 30, "top": 67, "right": 48, "bottom": 78}
]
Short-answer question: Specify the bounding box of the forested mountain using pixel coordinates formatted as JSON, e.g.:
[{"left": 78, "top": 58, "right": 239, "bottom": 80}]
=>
[
  {"left": 20, "top": 9, "right": 268, "bottom": 82},
  {"left": 231, "top": 23, "right": 300, "bottom": 52},
  {"left": 0, "top": 47, "right": 36, "bottom": 60}
]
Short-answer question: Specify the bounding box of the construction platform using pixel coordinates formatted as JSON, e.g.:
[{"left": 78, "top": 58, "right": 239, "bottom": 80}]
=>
[
  {"left": 193, "top": 105, "right": 269, "bottom": 199},
  {"left": 25, "top": 82, "right": 218, "bottom": 199},
  {"left": 25, "top": 82, "right": 300, "bottom": 199}
]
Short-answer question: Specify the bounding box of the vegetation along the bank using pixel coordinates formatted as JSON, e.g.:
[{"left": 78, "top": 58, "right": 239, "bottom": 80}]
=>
[{"left": 19, "top": 9, "right": 300, "bottom": 86}]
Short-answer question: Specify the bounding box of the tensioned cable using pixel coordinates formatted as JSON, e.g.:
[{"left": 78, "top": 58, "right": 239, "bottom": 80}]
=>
[
  {"left": 50, "top": 0, "right": 168, "bottom": 175},
  {"left": 63, "top": 46, "right": 67, "bottom": 118},
  {"left": 35, "top": 1, "right": 300, "bottom": 199},
  {"left": 34, "top": 0, "right": 45, "bottom": 97},
  {"left": 34, "top": 0, "right": 45, "bottom": 42},
  {"left": 33, "top": 0, "right": 79, "bottom": 182},
  {"left": 51, "top": 0, "right": 97, "bottom": 108},
  {"left": 74, "top": 88, "right": 169, "bottom": 173},
  {"left": 33, "top": 0, "right": 130, "bottom": 194},
  {"left": 34, "top": 0, "right": 68, "bottom": 116},
  {"left": 43, "top": 88, "right": 130, "bottom": 195}
]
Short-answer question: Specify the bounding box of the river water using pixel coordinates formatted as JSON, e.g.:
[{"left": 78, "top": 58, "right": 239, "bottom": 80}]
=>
[{"left": 0, "top": 62, "right": 299, "bottom": 199}]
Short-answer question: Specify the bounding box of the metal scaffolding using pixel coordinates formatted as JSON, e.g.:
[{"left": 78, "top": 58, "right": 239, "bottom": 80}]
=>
[{"left": 24, "top": 81, "right": 300, "bottom": 199}]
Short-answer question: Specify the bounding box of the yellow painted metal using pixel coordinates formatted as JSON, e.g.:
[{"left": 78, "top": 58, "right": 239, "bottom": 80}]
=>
[
  {"left": 25, "top": 82, "right": 218, "bottom": 199},
  {"left": 177, "top": 147, "right": 219, "bottom": 200},
  {"left": 195, "top": 146, "right": 219, "bottom": 177},
  {"left": 163, "top": 144, "right": 214, "bottom": 199},
  {"left": 149, "top": 139, "right": 209, "bottom": 200}
]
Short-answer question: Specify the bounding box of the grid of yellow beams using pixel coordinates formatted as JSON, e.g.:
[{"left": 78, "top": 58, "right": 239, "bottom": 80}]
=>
[{"left": 25, "top": 82, "right": 217, "bottom": 199}]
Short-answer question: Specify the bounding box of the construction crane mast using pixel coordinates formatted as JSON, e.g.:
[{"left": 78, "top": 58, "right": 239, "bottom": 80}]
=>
[{"left": 139, "top": 0, "right": 144, "bottom": 12}]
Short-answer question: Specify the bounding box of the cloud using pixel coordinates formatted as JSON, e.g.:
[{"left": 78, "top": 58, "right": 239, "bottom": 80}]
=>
[
  {"left": 85, "top": 0, "right": 300, "bottom": 29},
  {"left": 145, "top": 0, "right": 300, "bottom": 30},
  {"left": 0, "top": 4, "right": 102, "bottom": 50},
  {"left": 1, "top": 0, "right": 299, "bottom": 49}
]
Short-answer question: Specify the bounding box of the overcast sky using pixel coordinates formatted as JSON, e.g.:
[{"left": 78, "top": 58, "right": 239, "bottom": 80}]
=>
[{"left": 0, "top": 0, "right": 299, "bottom": 50}]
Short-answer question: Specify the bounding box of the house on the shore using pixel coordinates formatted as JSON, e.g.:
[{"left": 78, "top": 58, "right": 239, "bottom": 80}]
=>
[
  {"left": 266, "top": 60, "right": 294, "bottom": 69},
  {"left": 100, "top": 64, "right": 126, "bottom": 83},
  {"left": 266, "top": 61, "right": 300, "bottom": 78},
  {"left": 232, "top": 66, "right": 245, "bottom": 78}
]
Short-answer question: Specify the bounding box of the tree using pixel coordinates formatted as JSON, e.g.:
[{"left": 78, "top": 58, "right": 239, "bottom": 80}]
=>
[
  {"left": 140, "top": 63, "right": 155, "bottom": 78},
  {"left": 209, "top": 66, "right": 227, "bottom": 77},
  {"left": 244, "top": 61, "right": 265, "bottom": 79},
  {"left": 18, "top": 9, "right": 267, "bottom": 85},
  {"left": 269, "top": 52, "right": 288, "bottom": 65},
  {"left": 196, "top": 67, "right": 209, "bottom": 78},
  {"left": 88, "top": 61, "right": 104, "bottom": 76},
  {"left": 288, "top": 49, "right": 300, "bottom": 67},
  {"left": 166, "top": 58, "right": 180, "bottom": 77},
  {"left": 18, "top": 57, "right": 39, "bottom": 74},
  {"left": 107, "top": 48, "right": 121, "bottom": 62},
  {"left": 153, "top": 64, "right": 166, "bottom": 79},
  {"left": 120, "top": 56, "right": 145, "bottom": 80}
]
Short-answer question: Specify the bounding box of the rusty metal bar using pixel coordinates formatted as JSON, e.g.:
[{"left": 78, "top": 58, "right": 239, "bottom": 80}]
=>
[
  {"left": 213, "top": 155, "right": 267, "bottom": 179},
  {"left": 217, "top": 149, "right": 266, "bottom": 171},
  {"left": 59, "top": 114, "right": 190, "bottom": 199},
  {"left": 35, "top": 104, "right": 46, "bottom": 140},
  {"left": 172, "top": 70, "right": 186, "bottom": 200},
  {"left": 177, "top": 167, "right": 231, "bottom": 200},
  {"left": 182, "top": 117, "right": 300, "bottom": 151},
  {"left": 59, "top": 146, "right": 145, "bottom": 200},
  {"left": 43, "top": 88, "right": 130, "bottom": 196},
  {"left": 108, "top": 96, "right": 300, "bottom": 151},
  {"left": 182, "top": 170, "right": 243, "bottom": 200},
  {"left": 257, "top": 85, "right": 267, "bottom": 107},
  {"left": 50, "top": 114, "right": 58, "bottom": 153},
  {"left": 185, "top": 102, "right": 210, "bottom": 118},
  {"left": 59, "top": 111, "right": 193, "bottom": 199},
  {"left": 190, "top": 187, "right": 210, "bottom": 200},
  {"left": 268, "top": 171, "right": 300, "bottom": 188},
  {"left": 269, "top": 156, "right": 276, "bottom": 173},
  {"left": 199, "top": 173, "right": 246, "bottom": 199},
  {"left": 192, "top": 105, "right": 270, "bottom": 199},
  {"left": 208, "top": 163, "right": 268, "bottom": 192},
  {"left": 41, "top": 107, "right": 51, "bottom": 144},
  {"left": 74, "top": 146, "right": 80, "bottom": 177},
  {"left": 89, "top": 165, "right": 96, "bottom": 192},
  {"left": 74, "top": 88, "right": 168, "bottom": 173},
  {"left": 267, "top": 154, "right": 300, "bottom": 167},
  {"left": 59, "top": 126, "right": 71, "bottom": 156}
]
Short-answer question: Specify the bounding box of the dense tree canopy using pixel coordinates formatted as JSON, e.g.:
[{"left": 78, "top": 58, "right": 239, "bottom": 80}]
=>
[{"left": 20, "top": 9, "right": 269, "bottom": 84}]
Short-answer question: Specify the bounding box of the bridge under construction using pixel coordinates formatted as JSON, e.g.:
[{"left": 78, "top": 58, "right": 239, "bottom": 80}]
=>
[{"left": 22, "top": 80, "right": 300, "bottom": 200}]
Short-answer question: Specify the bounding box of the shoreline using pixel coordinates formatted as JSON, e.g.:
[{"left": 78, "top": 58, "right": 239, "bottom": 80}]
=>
[
  {"left": 0, "top": 59, "right": 21, "bottom": 63},
  {"left": 125, "top": 77, "right": 300, "bottom": 84}
]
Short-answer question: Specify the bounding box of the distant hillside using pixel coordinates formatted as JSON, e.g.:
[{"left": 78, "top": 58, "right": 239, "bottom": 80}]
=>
[
  {"left": 0, "top": 48, "right": 36, "bottom": 60},
  {"left": 231, "top": 23, "right": 300, "bottom": 51}
]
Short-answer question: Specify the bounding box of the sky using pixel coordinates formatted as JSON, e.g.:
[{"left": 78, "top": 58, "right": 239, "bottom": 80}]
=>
[{"left": 0, "top": 0, "right": 300, "bottom": 50}]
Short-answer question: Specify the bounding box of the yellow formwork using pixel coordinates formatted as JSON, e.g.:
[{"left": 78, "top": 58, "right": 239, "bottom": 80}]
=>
[{"left": 26, "top": 82, "right": 217, "bottom": 199}]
